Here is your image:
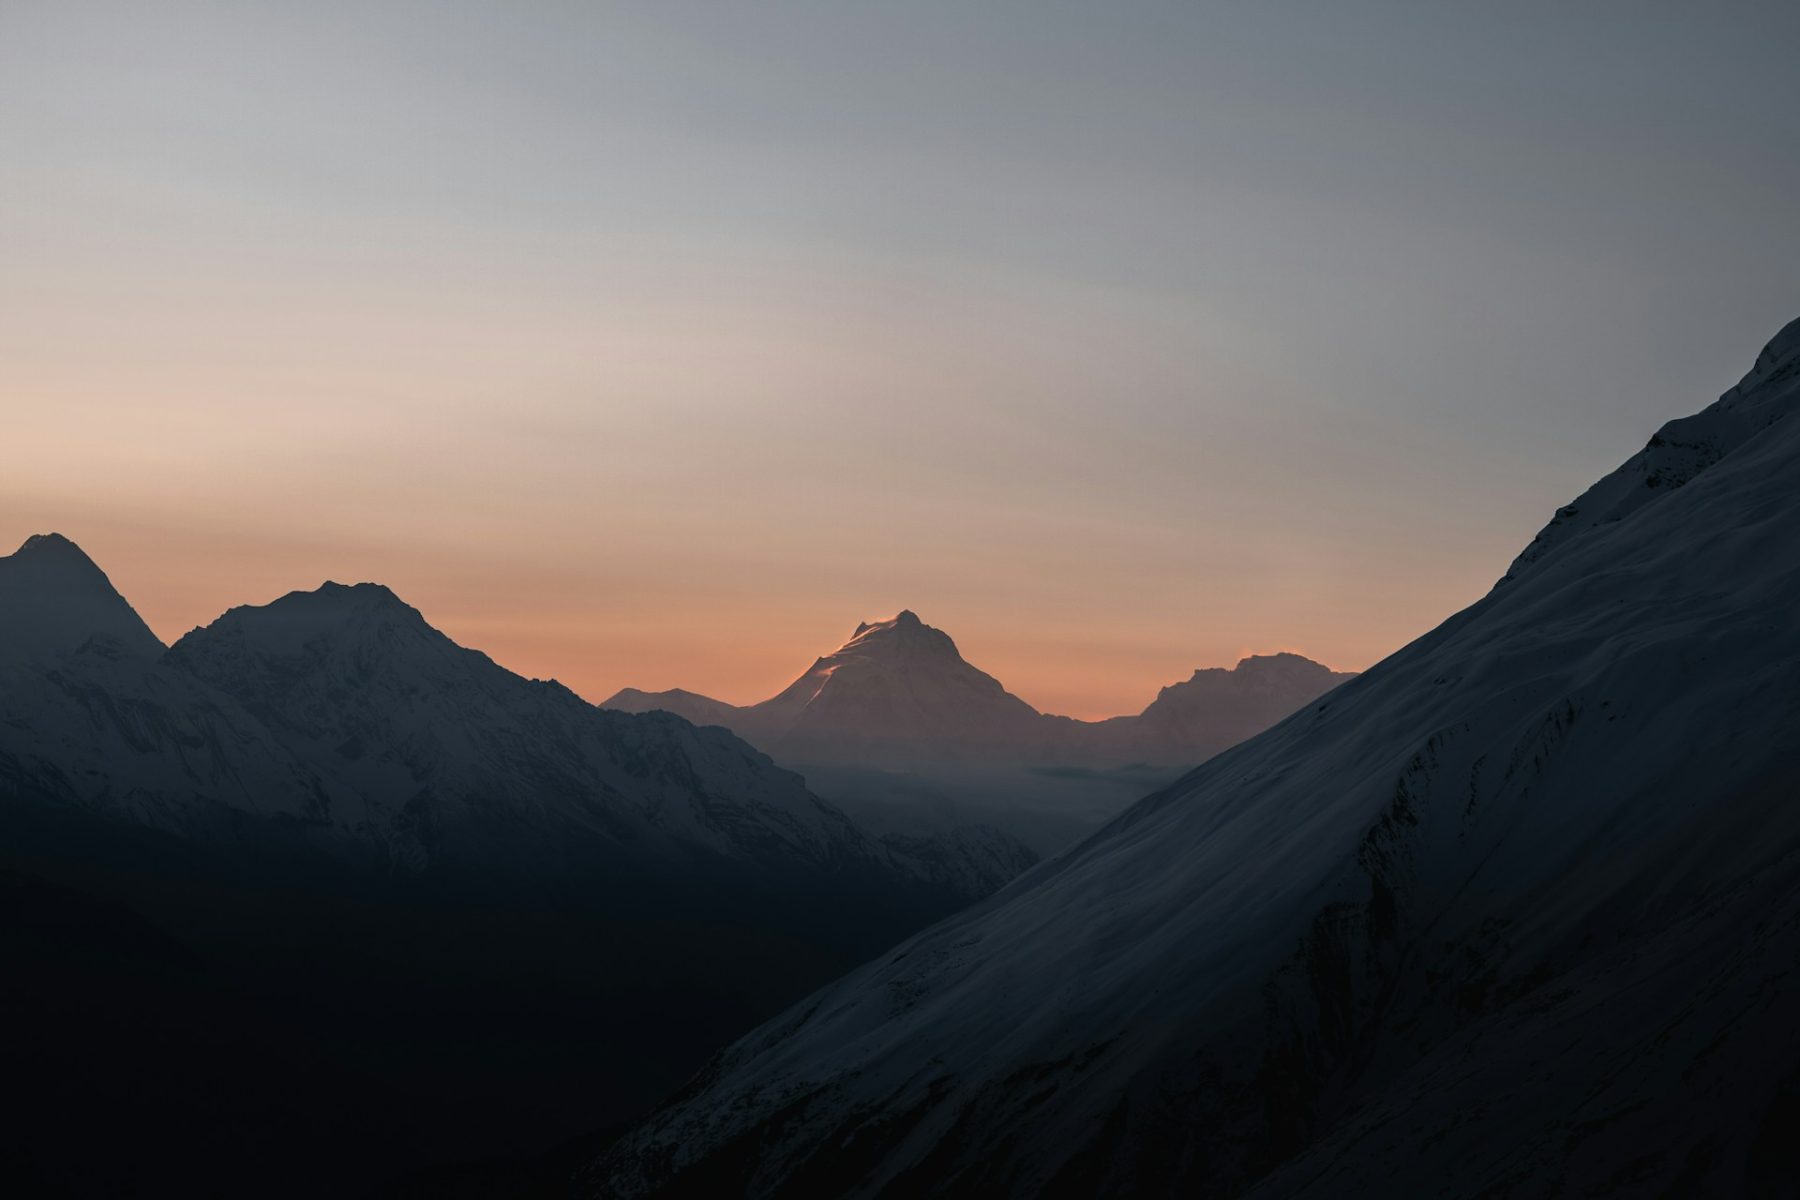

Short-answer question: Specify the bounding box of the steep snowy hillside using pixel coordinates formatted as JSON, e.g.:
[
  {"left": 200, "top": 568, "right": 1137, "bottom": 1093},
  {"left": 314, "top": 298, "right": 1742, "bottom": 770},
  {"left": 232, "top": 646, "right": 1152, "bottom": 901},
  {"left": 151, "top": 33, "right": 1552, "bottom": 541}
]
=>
[
  {"left": 166, "top": 582, "right": 878, "bottom": 877},
  {"left": 584, "top": 316, "right": 1800, "bottom": 1199}
]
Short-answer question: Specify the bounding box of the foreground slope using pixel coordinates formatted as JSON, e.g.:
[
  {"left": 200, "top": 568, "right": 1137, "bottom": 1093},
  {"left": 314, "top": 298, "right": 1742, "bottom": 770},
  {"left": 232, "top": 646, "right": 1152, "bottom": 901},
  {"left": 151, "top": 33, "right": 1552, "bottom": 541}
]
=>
[{"left": 585, "top": 317, "right": 1800, "bottom": 1198}]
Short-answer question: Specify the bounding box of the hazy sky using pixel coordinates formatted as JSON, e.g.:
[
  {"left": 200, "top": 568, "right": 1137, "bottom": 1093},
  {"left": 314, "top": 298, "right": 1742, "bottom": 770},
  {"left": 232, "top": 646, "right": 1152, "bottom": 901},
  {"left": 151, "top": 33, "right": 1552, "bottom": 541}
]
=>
[{"left": 4, "top": 2, "right": 1797, "bottom": 718}]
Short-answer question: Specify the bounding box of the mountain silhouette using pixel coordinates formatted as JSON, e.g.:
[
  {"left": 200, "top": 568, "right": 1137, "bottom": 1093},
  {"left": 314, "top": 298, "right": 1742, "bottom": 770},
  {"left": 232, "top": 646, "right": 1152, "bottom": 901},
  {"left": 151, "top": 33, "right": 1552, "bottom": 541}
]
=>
[
  {"left": 0, "top": 532, "right": 163, "bottom": 662},
  {"left": 0, "top": 543, "right": 1031, "bottom": 1190},
  {"left": 606, "top": 616, "right": 1349, "bottom": 769},
  {"left": 585, "top": 320, "right": 1800, "bottom": 1199},
  {"left": 606, "top": 614, "right": 1352, "bottom": 863}
]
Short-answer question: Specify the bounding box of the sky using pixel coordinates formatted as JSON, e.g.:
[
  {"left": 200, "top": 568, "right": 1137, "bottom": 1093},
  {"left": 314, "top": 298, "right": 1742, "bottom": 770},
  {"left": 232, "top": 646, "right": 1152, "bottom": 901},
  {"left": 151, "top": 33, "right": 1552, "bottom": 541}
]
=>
[{"left": 3, "top": 1, "right": 1797, "bottom": 719}]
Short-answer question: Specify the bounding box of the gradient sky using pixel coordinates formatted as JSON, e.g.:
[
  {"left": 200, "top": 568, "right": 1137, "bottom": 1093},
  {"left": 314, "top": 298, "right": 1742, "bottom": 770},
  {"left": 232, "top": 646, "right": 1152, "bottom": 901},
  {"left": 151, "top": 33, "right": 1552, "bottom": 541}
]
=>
[{"left": 4, "top": 2, "right": 1798, "bottom": 719}]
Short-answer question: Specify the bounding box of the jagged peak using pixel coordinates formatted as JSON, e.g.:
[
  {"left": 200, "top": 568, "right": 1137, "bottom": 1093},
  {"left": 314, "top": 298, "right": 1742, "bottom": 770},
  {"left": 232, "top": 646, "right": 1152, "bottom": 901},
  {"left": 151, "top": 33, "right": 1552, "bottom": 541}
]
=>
[
  {"left": 837, "top": 610, "right": 962, "bottom": 662},
  {"left": 854, "top": 609, "right": 921, "bottom": 637}
]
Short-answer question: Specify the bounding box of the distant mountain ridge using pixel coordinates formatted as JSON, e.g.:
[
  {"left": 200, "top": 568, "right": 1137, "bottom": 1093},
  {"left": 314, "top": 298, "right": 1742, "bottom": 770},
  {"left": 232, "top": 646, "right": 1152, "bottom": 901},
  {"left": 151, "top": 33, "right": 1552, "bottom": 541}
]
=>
[
  {"left": 0, "top": 537, "right": 1020, "bottom": 903},
  {"left": 605, "top": 616, "right": 1352, "bottom": 770}
]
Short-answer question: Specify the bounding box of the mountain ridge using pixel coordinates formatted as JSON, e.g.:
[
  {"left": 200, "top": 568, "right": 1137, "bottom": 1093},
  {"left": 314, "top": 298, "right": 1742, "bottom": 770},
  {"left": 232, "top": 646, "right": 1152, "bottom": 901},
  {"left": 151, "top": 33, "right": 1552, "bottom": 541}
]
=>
[{"left": 604, "top": 622, "right": 1352, "bottom": 770}]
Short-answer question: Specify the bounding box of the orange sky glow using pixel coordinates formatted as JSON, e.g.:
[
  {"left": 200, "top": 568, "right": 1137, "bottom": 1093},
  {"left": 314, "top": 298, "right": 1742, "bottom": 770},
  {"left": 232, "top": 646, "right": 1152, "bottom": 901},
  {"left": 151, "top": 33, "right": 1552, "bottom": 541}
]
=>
[{"left": 7, "top": 5, "right": 1792, "bottom": 720}]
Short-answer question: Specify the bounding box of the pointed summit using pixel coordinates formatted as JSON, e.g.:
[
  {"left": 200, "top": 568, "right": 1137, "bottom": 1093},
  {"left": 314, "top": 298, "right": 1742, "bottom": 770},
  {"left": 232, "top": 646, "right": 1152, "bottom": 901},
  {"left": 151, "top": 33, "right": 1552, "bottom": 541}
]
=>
[
  {"left": 17, "top": 531, "right": 90, "bottom": 560},
  {"left": 746, "top": 611, "right": 1044, "bottom": 763},
  {"left": 0, "top": 532, "right": 165, "bottom": 663}
]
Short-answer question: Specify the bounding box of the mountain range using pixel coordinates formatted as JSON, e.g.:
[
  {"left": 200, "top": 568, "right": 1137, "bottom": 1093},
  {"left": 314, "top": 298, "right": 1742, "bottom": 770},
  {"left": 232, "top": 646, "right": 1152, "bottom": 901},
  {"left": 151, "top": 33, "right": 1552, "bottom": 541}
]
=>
[
  {"left": 584, "top": 319, "right": 1800, "bottom": 1197},
  {"left": 606, "top": 611, "right": 1351, "bottom": 771},
  {"left": 0, "top": 540, "right": 1031, "bottom": 902},
  {"left": 0, "top": 535, "right": 1036, "bottom": 1192},
  {"left": 606, "top": 614, "right": 1352, "bottom": 861}
]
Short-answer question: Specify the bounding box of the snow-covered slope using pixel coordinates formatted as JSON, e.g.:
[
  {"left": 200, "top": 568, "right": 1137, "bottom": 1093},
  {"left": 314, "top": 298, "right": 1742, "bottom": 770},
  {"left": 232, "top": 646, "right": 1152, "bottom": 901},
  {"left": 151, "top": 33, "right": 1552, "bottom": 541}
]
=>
[
  {"left": 584, "top": 317, "right": 1800, "bottom": 1198},
  {"left": 165, "top": 582, "right": 876, "bottom": 876},
  {"left": 0, "top": 547, "right": 1015, "bottom": 900},
  {"left": 0, "top": 536, "right": 327, "bottom": 832}
]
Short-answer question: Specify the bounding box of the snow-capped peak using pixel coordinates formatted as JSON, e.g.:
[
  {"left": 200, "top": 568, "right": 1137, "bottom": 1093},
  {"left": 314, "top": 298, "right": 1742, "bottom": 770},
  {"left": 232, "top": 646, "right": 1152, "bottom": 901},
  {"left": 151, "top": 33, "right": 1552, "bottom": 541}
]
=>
[
  {"left": 0, "top": 532, "right": 165, "bottom": 663},
  {"left": 839, "top": 609, "right": 958, "bottom": 658},
  {"left": 749, "top": 610, "right": 1039, "bottom": 756}
]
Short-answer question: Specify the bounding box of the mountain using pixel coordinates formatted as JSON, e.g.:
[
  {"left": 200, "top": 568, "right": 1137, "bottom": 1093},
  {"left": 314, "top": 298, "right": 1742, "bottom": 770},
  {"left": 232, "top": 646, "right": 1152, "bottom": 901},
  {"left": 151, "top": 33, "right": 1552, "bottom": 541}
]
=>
[
  {"left": 0, "top": 531, "right": 164, "bottom": 662},
  {"left": 609, "top": 611, "right": 1054, "bottom": 767},
  {"left": 1087, "top": 652, "right": 1358, "bottom": 762},
  {"left": 606, "top": 619, "right": 1350, "bottom": 866},
  {"left": 0, "top": 535, "right": 331, "bottom": 834},
  {"left": 606, "top": 686, "right": 743, "bottom": 730},
  {"left": 0, "top": 547, "right": 1023, "bottom": 899},
  {"left": 748, "top": 611, "right": 1052, "bottom": 761},
  {"left": 164, "top": 581, "right": 890, "bottom": 881},
  {"left": 0, "top": 542, "right": 1033, "bottom": 1192},
  {"left": 605, "top": 615, "right": 1348, "bottom": 772},
  {"left": 583, "top": 318, "right": 1800, "bottom": 1199}
]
